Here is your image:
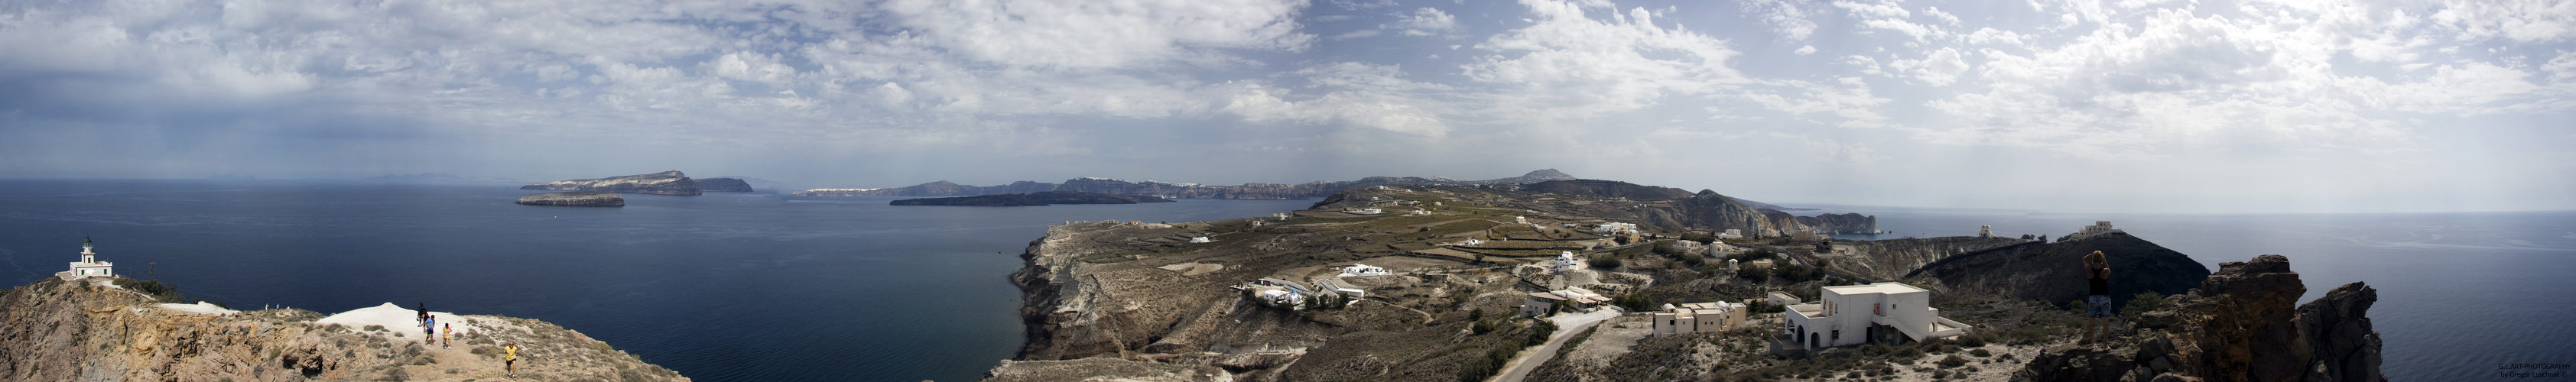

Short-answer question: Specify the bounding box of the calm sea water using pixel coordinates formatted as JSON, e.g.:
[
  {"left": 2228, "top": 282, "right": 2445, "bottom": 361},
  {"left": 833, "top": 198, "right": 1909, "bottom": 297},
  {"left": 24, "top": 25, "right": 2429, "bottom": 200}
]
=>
[
  {"left": 0, "top": 180, "right": 1314, "bottom": 381},
  {"left": 1809, "top": 204, "right": 2576, "bottom": 380},
  {"left": 2, "top": 180, "right": 2565, "bottom": 380}
]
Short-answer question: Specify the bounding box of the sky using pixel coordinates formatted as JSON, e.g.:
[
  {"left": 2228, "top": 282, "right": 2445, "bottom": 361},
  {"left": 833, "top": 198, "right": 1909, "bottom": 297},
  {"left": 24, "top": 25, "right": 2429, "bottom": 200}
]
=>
[{"left": 1, "top": 0, "right": 2571, "bottom": 213}]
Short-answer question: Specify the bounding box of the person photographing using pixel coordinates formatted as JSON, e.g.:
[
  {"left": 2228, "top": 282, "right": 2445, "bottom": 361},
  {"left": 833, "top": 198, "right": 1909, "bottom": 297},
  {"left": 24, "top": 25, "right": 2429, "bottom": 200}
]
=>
[{"left": 2081, "top": 251, "right": 2113, "bottom": 346}]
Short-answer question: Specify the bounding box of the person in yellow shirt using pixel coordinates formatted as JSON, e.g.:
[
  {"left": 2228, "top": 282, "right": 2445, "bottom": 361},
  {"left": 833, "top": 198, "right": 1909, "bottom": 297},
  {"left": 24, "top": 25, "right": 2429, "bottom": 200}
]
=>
[
  {"left": 504, "top": 342, "right": 520, "bottom": 378},
  {"left": 441, "top": 324, "right": 453, "bottom": 349}
]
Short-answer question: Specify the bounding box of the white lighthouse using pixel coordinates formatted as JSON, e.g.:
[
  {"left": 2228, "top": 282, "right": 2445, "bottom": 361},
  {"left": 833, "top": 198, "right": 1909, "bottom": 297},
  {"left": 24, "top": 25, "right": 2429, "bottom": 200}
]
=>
[{"left": 66, "top": 238, "right": 114, "bottom": 279}]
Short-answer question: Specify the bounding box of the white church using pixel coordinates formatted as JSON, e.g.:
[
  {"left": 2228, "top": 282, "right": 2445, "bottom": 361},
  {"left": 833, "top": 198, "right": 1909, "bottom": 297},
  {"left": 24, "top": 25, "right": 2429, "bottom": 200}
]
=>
[{"left": 61, "top": 238, "right": 115, "bottom": 280}]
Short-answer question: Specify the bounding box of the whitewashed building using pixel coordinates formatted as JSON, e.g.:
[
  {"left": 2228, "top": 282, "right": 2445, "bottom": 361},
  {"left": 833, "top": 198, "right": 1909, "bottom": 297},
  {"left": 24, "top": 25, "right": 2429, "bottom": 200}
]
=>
[
  {"left": 1653, "top": 302, "right": 1749, "bottom": 336},
  {"left": 1189, "top": 236, "right": 1213, "bottom": 243},
  {"left": 1766, "top": 291, "right": 1803, "bottom": 306},
  {"left": 63, "top": 238, "right": 113, "bottom": 279},
  {"left": 1340, "top": 264, "right": 1391, "bottom": 277},
  {"left": 1551, "top": 251, "right": 1583, "bottom": 273},
  {"left": 1593, "top": 222, "right": 1638, "bottom": 234},
  {"left": 1784, "top": 283, "right": 1970, "bottom": 349}
]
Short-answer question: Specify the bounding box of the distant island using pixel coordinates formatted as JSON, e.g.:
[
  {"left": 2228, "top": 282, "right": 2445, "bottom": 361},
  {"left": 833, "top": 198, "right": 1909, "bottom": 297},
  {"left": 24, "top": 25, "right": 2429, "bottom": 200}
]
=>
[
  {"left": 520, "top": 170, "right": 705, "bottom": 196},
  {"left": 695, "top": 177, "right": 754, "bottom": 193},
  {"left": 515, "top": 191, "right": 625, "bottom": 206},
  {"left": 890, "top": 191, "right": 1174, "bottom": 206},
  {"left": 796, "top": 169, "right": 1810, "bottom": 210}
]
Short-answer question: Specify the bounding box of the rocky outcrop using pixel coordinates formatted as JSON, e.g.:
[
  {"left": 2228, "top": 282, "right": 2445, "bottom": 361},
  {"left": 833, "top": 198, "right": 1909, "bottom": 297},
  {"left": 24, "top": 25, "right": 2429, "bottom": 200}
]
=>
[
  {"left": 695, "top": 178, "right": 754, "bottom": 193},
  {"left": 1907, "top": 232, "right": 2210, "bottom": 309},
  {"left": 520, "top": 170, "right": 703, "bottom": 196},
  {"left": 891, "top": 191, "right": 1174, "bottom": 206},
  {"left": 2298, "top": 282, "right": 2384, "bottom": 382},
  {"left": 1811, "top": 212, "right": 1879, "bottom": 233},
  {"left": 2016, "top": 254, "right": 2385, "bottom": 382},
  {"left": 0, "top": 277, "right": 686, "bottom": 381},
  {"left": 515, "top": 191, "right": 625, "bottom": 206}
]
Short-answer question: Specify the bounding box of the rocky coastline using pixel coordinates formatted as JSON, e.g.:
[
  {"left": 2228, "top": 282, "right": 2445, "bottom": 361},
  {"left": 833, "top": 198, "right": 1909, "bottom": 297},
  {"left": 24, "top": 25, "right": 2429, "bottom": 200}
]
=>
[
  {"left": 694, "top": 177, "right": 754, "bottom": 193},
  {"left": 515, "top": 191, "right": 625, "bottom": 206}
]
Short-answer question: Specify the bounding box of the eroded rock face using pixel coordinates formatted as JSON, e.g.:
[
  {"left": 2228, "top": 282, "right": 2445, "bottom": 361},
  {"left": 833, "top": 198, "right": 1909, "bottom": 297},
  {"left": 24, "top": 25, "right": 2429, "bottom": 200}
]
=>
[
  {"left": 2174, "top": 254, "right": 2308, "bottom": 382},
  {"left": 2297, "top": 282, "right": 2385, "bottom": 382},
  {"left": 515, "top": 191, "right": 625, "bottom": 206},
  {"left": 520, "top": 170, "right": 702, "bottom": 196}
]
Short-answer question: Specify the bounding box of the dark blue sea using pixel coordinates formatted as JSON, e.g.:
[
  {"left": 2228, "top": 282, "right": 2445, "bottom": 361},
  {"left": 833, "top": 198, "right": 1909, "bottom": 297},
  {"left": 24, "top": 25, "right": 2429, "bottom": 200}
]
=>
[
  {"left": 2, "top": 180, "right": 2568, "bottom": 380},
  {"left": 0, "top": 179, "right": 1314, "bottom": 381},
  {"left": 1808, "top": 204, "right": 2576, "bottom": 380}
]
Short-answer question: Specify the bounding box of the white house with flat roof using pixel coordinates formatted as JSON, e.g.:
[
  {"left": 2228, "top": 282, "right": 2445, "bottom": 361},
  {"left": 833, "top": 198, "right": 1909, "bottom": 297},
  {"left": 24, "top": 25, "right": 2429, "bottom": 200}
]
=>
[
  {"left": 1652, "top": 301, "right": 1748, "bottom": 336},
  {"left": 1783, "top": 282, "right": 1970, "bottom": 349},
  {"left": 62, "top": 238, "right": 113, "bottom": 280}
]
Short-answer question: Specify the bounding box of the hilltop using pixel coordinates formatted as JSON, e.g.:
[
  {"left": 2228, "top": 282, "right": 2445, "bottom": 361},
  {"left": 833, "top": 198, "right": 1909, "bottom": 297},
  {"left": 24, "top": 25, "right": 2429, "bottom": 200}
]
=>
[{"left": 0, "top": 276, "right": 687, "bottom": 381}]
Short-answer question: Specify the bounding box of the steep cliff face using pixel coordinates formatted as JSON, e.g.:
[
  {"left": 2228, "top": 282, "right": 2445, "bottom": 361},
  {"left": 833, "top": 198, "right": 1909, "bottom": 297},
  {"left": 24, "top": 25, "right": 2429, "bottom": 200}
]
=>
[
  {"left": 1906, "top": 232, "right": 2210, "bottom": 309},
  {"left": 1669, "top": 190, "right": 1780, "bottom": 237},
  {"left": 0, "top": 277, "right": 686, "bottom": 381},
  {"left": 520, "top": 170, "right": 703, "bottom": 196},
  {"left": 694, "top": 178, "right": 754, "bottom": 193},
  {"left": 2019, "top": 254, "right": 2386, "bottom": 382}
]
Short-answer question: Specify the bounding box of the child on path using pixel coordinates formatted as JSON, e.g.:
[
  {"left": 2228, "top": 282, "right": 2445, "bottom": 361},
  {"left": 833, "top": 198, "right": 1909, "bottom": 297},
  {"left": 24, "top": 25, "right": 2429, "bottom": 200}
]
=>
[
  {"left": 504, "top": 342, "right": 520, "bottom": 378},
  {"left": 442, "top": 323, "right": 453, "bottom": 348}
]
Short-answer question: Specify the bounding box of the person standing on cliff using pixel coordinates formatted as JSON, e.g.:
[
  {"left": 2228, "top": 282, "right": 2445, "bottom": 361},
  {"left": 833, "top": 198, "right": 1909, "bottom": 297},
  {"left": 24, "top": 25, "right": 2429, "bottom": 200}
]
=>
[
  {"left": 442, "top": 323, "right": 453, "bottom": 348},
  {"left": 2081, "top": 251, "right": 2114, "bottom": 346}
]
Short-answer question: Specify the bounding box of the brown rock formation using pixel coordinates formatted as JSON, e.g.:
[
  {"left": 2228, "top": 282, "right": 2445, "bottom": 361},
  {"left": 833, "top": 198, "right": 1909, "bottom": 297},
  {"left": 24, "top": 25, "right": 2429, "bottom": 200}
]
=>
[{"left": 2018, "top": 254, "right": 2385, "bottom": 382}]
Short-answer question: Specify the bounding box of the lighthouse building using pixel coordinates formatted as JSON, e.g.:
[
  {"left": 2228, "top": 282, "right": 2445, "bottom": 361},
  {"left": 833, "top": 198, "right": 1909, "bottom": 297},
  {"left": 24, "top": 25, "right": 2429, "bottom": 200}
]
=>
[{"left": 63, "top": 238, "right": 114, "bottom": 279}]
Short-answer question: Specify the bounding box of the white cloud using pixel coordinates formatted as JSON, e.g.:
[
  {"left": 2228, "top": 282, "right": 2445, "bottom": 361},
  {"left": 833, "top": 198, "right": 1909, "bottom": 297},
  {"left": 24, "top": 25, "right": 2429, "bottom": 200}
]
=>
[
  {"left": 879, "top": 0, "right": 1314, "bottom": 70},
  {"left": 1795, "top": 45, "right": 1818, "bottom": 54},
  {"left": 1463, "top": 0, "right": 1747, "bottom": 119},
  {"left": 1389, "top": 8, "right": 1462, "bottom": 37},
  {"left": 1887, "top": 47, "right": 1970, "bottom": 86},
  {"left": 1741, "top": 0, "right": 1820, "bottom": 40}
]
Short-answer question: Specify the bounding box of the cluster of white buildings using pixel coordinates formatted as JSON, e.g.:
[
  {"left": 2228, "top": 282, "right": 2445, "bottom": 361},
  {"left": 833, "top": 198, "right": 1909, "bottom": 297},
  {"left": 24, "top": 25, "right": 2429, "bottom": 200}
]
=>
[
  {"left": 1339, "top": 264, "right": 1390, "bottom": 277},
  {"left": 1783, "top": 282, "right": 1971, "bottom": 349},
  {"left": 2065, "top": 221, "right": 2124, "bottom": 241},
  {"left": 1593, "top": 222, "right": 1638, "bottom": 234},
  {"left": 1343, "top": 208, "right": 1385, "bottom": 215}
]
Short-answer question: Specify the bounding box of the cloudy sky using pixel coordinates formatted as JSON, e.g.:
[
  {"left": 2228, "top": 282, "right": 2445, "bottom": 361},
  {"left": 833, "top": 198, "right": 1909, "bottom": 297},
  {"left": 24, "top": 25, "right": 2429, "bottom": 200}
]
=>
[{"left": 2, "top": 0, "right": 2570, "bottom": 213}]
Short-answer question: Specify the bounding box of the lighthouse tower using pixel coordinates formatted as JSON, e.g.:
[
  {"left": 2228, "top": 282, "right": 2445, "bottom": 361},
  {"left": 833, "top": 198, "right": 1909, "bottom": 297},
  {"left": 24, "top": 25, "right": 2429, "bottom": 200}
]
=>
[{"left": 66, "top": 238, "right": 113, "bottom": 279}]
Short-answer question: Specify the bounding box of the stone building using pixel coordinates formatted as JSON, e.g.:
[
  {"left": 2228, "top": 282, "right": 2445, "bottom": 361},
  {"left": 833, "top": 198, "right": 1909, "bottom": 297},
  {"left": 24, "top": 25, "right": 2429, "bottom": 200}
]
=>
[{"left": 1652, "top": 301, "right": 1749, "bottom": 336}]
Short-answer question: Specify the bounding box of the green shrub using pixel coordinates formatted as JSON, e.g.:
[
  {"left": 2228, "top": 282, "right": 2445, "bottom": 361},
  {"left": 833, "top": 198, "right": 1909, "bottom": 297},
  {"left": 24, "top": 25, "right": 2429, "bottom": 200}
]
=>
[
  {"left": 2121, "top": 291, "right": 2174, "bottom": 319},
  {"left": 1970, "top": 348, "right": 1992, "bottom": 358},
  {"left": 1937, "top": 354, "right": 1968, "bottom": 368},
  {"left": 1590, "top": 257, "right": 1623, "bottom": 269}
]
